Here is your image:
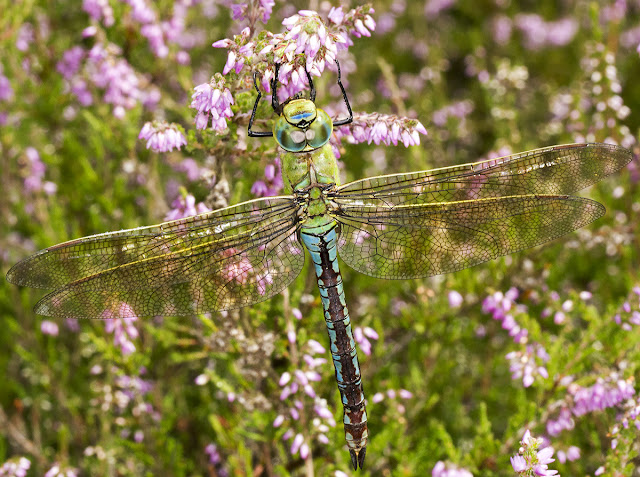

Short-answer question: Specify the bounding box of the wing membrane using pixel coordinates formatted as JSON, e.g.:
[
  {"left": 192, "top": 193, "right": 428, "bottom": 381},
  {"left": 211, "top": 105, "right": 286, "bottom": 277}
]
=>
[
  {"left": 7, "top": 197, "right": 297, "bottom": 289},
  {"left": 334, "top": 195, "right": 604, "bottom": 279},
  {"left": 333, "top": 143, "right": 631, "bottom": 206},
  {"left": 11, "top": 197, "right": 305, "bottom": 318}
]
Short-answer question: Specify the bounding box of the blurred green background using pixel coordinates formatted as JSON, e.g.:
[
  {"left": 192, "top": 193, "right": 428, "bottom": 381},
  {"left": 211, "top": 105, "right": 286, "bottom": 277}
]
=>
[{"left": 1, "top": 1, "right": 639, "bottom": 475}]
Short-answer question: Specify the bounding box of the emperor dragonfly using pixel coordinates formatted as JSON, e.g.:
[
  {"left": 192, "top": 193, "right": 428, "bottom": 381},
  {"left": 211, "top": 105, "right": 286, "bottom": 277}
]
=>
[{"left": 6, "top": 61, "right": 633, "bottom": 470}]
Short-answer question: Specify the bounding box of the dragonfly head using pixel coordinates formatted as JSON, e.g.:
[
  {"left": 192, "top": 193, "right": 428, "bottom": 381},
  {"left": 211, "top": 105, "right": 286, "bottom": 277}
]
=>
[{"left": 274, "top": 99, "right": 333, "bottom": 153}]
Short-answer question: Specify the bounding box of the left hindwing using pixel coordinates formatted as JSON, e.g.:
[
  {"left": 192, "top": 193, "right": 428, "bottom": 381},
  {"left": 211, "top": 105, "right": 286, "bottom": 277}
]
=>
[{"left": 331, "top": 195, "right": 604, "bottom": 279}]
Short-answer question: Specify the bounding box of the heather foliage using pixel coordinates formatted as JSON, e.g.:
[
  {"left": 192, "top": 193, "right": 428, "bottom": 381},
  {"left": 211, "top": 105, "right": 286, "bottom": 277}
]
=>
[{"left": 1, "top": 1, "right": 639, "bottom": 476}]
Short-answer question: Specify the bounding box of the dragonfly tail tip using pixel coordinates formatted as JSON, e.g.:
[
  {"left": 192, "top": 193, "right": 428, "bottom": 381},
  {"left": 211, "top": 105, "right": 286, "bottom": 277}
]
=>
[{"left": 349, "top": 448, "right": 366, "bottom": 470}]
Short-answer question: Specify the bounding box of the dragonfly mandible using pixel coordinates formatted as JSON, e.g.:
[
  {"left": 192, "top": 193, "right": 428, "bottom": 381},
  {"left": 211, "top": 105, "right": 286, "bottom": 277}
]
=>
[{"left": 6, "top": 60, "right": 633, "bottom": 471}]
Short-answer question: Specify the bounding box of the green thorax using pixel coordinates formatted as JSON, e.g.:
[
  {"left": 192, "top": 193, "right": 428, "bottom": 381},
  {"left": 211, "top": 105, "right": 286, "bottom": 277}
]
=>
[{"left": 273, "top": 98, "right": 340, "bottom": 195}]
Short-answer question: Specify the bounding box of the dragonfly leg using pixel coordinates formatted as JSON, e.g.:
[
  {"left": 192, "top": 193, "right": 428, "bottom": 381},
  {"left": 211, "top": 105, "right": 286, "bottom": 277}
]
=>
[
  {"left": 248, "top": 71, "right": 274, "bottom": 137},
  {"left": 332, "top": 59, "right": 353, "bottom": 127}
]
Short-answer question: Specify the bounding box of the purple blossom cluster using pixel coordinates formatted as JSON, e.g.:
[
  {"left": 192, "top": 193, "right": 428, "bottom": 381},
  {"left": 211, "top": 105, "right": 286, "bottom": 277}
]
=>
[
  {"left": 482, "top": 288, "right": 528, "bottom": 344},
  {"left": 190, "top": 73, "right": 235, "bottom": 132},
  {"left": 139, "top": 121, "right": 187, "bottom": 152},
  {"left": 513, "top": 14, "right": 578, "bottom": 51},
  {"left": 610, "top": 393, "right": 640, "bottom": 451},
  {"left": 104, "top": 315, "right": 139, "bottom": 355},
  {"left": 83, "top": 0, "right": 114, "bottom": 26},
  {"left": 274, "top": 339, "right": 337, "bottom": 460},
  {"left": 43, "top": 464, "right": 78, "bottom": 477},
  {"left": 211, "top": 6, "right": 374, "bottom": 101},
  {"left": 57, "top": 43, "right": 160, "bottom": 118},
  {"left": 570, "top": 375, "right": 635, "bottom": 417},
  {"left": 547, "top": 42, "right": 635, "bottom": 148},
  {"left": 0, "top": 67, "right": 14, "bottom": 102},
  {"left": 424, "top": 0, "right": 457, "bottom": 17},
  {"left": 172, "top": 158, "right": 206, "bottom": 182},
  {"left": 251, "top": 159, "right": 283, "bottom": 197},
  {"left": 371, "top": 388, "right": 412, "bottom": 416},
  {"left": 16, "top": 23, "right": 35, "bottom": 52},
  {"left": 546, "top": 374, "right": 636, "bottom": 436},
  {"left": 334, "top": 112, "right": 428, "bottom": 150},
  {"left": 0, "top": 457, "right": 30, "bottom": 477},
  {"left": 228, "top": 0, "right": 275, "bottom": 24},
  {"left": 506, "top": 344, "right": 550, "bottom": 388},
  {"left": 555, "top": 446, "right": 580, "bottom": 464},
  {"left": 431, "top": 100, "right": 474, "bottom": 127},
  {"left": 164, "top": 194, "right": 211, "bottom": 221},
  {"left": 41, "top": 320, "right": 60, "bottom": 336},
  {"left": 431, "top": 460, "right": 473, "bottom": 477},
  {"left": 448, "top": 290, "right": 463, "bottom": 308},
  {"left": 204, "top": 443, "right": 228, "bottom": 476},
  {"left": 510, "top": 430, "right": 559, "bottom": 476},
  {"left": 23, "top": 147, "right": 57, "bottom": 197},
  {"left": 353, "top": 326, "right": 379, "bottom": 356},
  {"left": 613, "top": 286, "right": 640, "bottom": 330},
  {"left": 83, "top": 0, "right": 200, "bottom": 60}
]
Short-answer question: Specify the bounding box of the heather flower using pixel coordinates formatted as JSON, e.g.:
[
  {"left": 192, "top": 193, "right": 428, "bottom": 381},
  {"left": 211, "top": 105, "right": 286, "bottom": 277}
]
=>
[
  {"left": 569, "top": 374, "right": 635, "bottom": 416},
  {"left": 251, "top": 159, "right": 283, "bottom": 197},
  {"left": 511, "top": 430, "right": 559, "bottom": 476},
  {"left": 103, "top": 310, "right": 139, "bottom": 355},
  {"left": 432, "top": 100, "right": 474, "bottom": 127},
  {"left": 274, "top": 339, "right": 335, "bottom": 455},
  {"left": 481, "top": 288, "right": 528, "bottom": 343},
  {"left": 164, "top": 194, "right": 211, "bottom": 221},
  {"left": 41, "top": 320, "right": 60, "bottom": 336},
  {"left": 492, "top": 14, "right": 513, "bottom": 45},
  {"left": 16, "top": 23, "right": 34, "bottom": 51},
  {"left": 424, "top": 0, "right": 456, "bottom": 17},
  {"left": 353, "top": 326, "right": 378, "bottom": 356},
  {"left": 515, "top": 14, "right": 578, "bottom": 50},
  {"left": 57, "top": 46, "right": 85, "bottom": 80},
  {"left": 204, "top": 443, "right": 228, "bottom": 475},
  {"left": 190, "top": 73, "right": 235, "bottom": 132},
  {"left": 222, "top": 6, "right": 375, "bottom": 99},
  {"left": 83, "top": 0, "right": 114, "bottom": 27},
  {"left": 23, "top": 147, "right": 57, "bottom": 196},
  {"left": 371, "top": 387, "right": 412, "bottom": 416},
  {"left": 506, "top": 343, "right": 550, "bottom": 388},
  {"left": 431, "top": 460, "right": 473, "bottom": 477},
  {"left": 556, "top": 446, "right": 581, "bottom": 463},
  {"left": 58, "top": 42, "right": 160, "bottom": 118},
  {"left": 0, "top": 68, "right": 13, "bottom": 102},
  {"left": 44, "top": 464, "right": 78, "bottom": 477},
  {"left": 0, "top": 456, "right": 31, "bottom": 477},
  {"left": 335, "top": 112, "right": 427, "bottom": 148},
  {"left": 546, "top": 406, "right": 574, "bottom": 436},
  {"left": 173, "top": 158, "right": 204, "bottom": 182},
  {"left": 448, "top": 290, "right": 463, "bottom": 308},
  {"left": 229, "top": 0, "right": 275, "bottom": 24},
  {"left": 125, "top": 0, "right": 156, "bottom": 24},
  {"left": 612, "top": 286, "right": 640, "bottom": 330},
  {"left": 139, "top": 121, "right": 187, "bottom": 152}
]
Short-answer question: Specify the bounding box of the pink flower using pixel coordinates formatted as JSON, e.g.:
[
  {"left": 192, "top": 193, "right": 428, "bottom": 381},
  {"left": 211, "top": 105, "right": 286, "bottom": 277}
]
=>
[
  {"left": 190, "top": 74, "right": 234, "bottom": 133},
  {"left": 138, "top": 121, "right": 187, "bottom": 152},
  {"left": 40, "top": 320, "right": 59, "bottom": 336}
]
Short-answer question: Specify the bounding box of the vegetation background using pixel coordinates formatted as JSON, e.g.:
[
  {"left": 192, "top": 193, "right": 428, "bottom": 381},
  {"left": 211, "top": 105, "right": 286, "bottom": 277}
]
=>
[{"left": 1, "top": 0, "right": 639, "bottom": 475}]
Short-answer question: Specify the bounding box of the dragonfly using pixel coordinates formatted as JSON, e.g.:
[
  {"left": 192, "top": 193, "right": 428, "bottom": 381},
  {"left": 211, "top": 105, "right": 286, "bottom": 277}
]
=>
[{"left": 6, "top": 60, "right": 633, "bottom": 471}]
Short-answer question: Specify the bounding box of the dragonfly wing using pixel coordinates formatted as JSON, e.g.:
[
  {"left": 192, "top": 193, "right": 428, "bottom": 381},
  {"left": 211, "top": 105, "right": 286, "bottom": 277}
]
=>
[
  {"left": 7, "top": 197, "right": 297, "bottom": 289},
  {"left": 16, "top": 197, "right": 305, "bottom": 318},
  {"left": 334, "top": 143, "right": 632, "bottom": 204},
  {"left": 333, "top": 195, "right": 604, "bottom": 279}
]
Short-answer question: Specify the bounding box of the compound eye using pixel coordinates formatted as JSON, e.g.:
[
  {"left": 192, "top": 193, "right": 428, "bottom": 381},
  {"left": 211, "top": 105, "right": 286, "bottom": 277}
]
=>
[
  {"left": 274, "top": 116, "right": 306, "bottom": 152},
  {"left": 306, "top": 109, "right": 332, "bottom": 149}
]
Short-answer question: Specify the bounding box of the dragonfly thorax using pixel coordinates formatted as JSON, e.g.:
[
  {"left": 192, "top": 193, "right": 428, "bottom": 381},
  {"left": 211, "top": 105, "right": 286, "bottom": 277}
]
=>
[{"left": 274, "top": 99, "right": 333, "bottom": 153}]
